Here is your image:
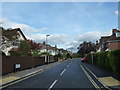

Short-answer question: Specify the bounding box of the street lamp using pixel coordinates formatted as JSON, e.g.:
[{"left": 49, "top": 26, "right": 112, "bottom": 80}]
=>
[
  {"left": 45, "top": 35, "right": 50, "bottom": 64},
  {"left": 46, "top": 35, "right": 50, "bottom": 52}
]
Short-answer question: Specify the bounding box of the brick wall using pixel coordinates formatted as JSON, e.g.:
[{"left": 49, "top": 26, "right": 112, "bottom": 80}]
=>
[{"left": 109, "top": 41, "right": 120, "bottom": 50}]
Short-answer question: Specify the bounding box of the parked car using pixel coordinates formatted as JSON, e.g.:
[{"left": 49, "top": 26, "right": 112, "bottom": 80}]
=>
[{"left": 81, "top": 57, "right": 87, "bottom": 62}]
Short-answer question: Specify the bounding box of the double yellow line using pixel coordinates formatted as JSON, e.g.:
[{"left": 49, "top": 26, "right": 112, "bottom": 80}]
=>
[{"left": 81, "top": 65, "right": 101, "bottom": 90}]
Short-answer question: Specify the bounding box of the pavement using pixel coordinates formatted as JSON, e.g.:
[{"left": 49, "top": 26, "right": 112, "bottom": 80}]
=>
[
  {"left": 81, "top": 62, "right": 120, "bottom": 89},
  {"left": 0, "top": 58, "right": 120, "bottom": 89}
]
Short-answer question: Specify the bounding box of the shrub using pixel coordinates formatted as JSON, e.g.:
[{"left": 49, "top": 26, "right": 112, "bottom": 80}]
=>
[
  {"left": 19, "top": 40, "right": 31, "bottom": 56},
  {"left": 108, "top": 50, "right": 120, "bottom": 75},
  {"left": 86, "top": 50, "right": 120, "bottom": 76},
  {"left": 9, "top": 51, "right": 22, "bottom": 56},
  {"left": 86, "top": 53, "right": 92, "bottom": 64}
]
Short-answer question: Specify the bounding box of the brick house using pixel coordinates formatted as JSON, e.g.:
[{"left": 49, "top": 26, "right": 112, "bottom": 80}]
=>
[{"left": 98, "top": 29, "right": 120, "bottom": 51}]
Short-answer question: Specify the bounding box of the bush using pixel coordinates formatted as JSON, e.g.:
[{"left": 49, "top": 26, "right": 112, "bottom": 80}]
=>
[
  {"left": 40, "top": 52, "right": 52, "bottom": 56},
  {"left": 10, "top": 51, "right": 22, "bottom": 56},
  {"left": 93, "top": 53, "right": 98, "bottom": 65},
  {"left": 86, "top": 50, "right": 120, "bottom": 76},
  {"left": 19, "top": 40, "right": 31, "bottom": 56},
  {"left": 97, "top": 51, "right": 108, "bottom": 68},
  {"left": 108, "top": 50, "right": 120, "bottom": 75},
  {"left": 72, "top": 53, "right": 81, "bottom": 58}
]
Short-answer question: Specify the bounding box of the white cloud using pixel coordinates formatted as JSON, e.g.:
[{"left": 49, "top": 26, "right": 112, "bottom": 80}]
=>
[
  {"left": 114, "top": 10, "right": 119, "bottom": 16},
  {"left": 49, "top": 34, "right": 68, "bottom": 45},
  {"left": 0, "top": 18, "right": 69, "bottom": 48},
  {"left": 0, "top": 18, "right": 48, "bottom": 35},
  {"left": 76, "top": 31, "right": 111, "bottom": 43},
  {"left": 31, "top": 33, "right": 68, "bottom": 45},
  {"left": 65, "top": 40, "right": 80, "bottom": 52}
]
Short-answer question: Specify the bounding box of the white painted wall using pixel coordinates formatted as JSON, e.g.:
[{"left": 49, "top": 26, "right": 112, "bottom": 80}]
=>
[{"left": 1, "top": 30, "right": 26, "bottom": 56}]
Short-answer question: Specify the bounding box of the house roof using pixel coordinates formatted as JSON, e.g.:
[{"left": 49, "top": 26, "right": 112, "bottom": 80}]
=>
[
  {"left": 109, "top": 35, "right": 120, "bottom": 41},
  {"left": 112, "top": 29, "right": 120, "bottom": 33},
  {"left": 2, "top": 27, "right": 27, "bottom": 41},
  {"left": 27, "top": 40, "right": 40, "bottom": 50},
  {"left": 100, "top": 36, "right": 110, "bottom": 43},
  {"left": 99, "top": 29, "right": 120, "bottom": 44},
  {"left": 12, "top": 28, "right": 27, "bottom": 40}
]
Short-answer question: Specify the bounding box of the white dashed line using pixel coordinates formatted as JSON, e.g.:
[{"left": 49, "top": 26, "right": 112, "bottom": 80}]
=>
[
  {"left": 48, "top": 80, "right": 57, "bottom": 90},
  {"left": 67, "top": 65, "right": 69, "bottom": 67},
  {"left": 60, "top": 69, "right": 66, "bottom": 76}
]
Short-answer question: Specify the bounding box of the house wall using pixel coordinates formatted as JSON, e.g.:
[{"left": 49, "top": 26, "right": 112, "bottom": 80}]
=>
[
  {"left": 17, "top": 31, "right": 25, "bottom": 41},
  {"left": 1, "top": 31, "right": 26, "bottom": 56},
  {"left": 100, "top": 37, "right": 110, "bottom": 44},
  {"left": 40, "top": 49, "right": 56, "bottom": 55},
  {"left": 109, "top": 41, "right": 120, "bottom": 50}
]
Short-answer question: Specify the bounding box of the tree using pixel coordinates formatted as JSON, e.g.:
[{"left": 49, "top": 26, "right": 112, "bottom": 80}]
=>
[
  {"left": 77, "top": 41, "right": 97, "bottom": 56},
  {"left": 66, "top": 53, "right": 72, "bottom": 59},
  {"left": 40, "top": 52, "right": 52, "bottom": 56},
  {"left": 2, "top": 27, "right": 19, "bottom": 41},
  {"left": 72, "top": 53, "right": 81, "bottom": 58},
  {"left": 57, "top": 53, "right": 63, "bottom": 59},
  {"left": 31, "top": 50, "right": 41, "bottom": 57},
  {"left": 19, "top": 40, "right": 31, "bottom": 56}
]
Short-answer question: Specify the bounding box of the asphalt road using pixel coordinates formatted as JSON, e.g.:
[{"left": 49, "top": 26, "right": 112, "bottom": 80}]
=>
[{"left": 3, "top": 58, "right": 105, "bottom": 89}]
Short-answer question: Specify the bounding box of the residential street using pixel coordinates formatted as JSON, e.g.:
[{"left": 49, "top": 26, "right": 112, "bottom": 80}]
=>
[
  {"left": 2, "top": 58, "right": 108, "bottom": 89},
  {"left": 1, "top": 2, "right": 120, "bottom": 90}
]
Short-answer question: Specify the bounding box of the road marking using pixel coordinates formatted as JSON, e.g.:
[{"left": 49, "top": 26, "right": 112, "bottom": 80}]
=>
[
  {"left": 67, "top": 65, "right": 69, "bottom": 68},
  {"left": 81, "top": 65, "right": 101, "bottom": 90},
  {"left": 60, "top": 69, "right": 66, "bottom": 76},
  {"left": 98, "top": 77, "right": 120, "bottom": 86},
  {"left": 1, "top": 69, "right": 49, "bottom": 89},
  {"left": 82, "top": 65, "right": 111, "bottom": 90},
  {"left": 1, "top": 76, "right": 20, "bottom": 85},
  {"left": 1, "top": 70, "right": 42, "bottom": 89},
  {"left": 70, "top": 62, "right": 72, "bottom": 64},
  {"left": 24, "top": 70, "right": 41, "bottom": 76},
  {"left": 48, "top": 80, "right": 57, "bottom": 90},
  {"left": 1, "top": 61, "right": 65, "bottom": 89}
]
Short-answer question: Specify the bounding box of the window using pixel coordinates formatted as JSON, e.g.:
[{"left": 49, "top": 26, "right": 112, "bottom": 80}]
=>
[
  {"left": 13, "top": 40, "right": 20, "bottom": 46},
  {"left": 116, "top": 32, "right": 120, "bottom": 37}
]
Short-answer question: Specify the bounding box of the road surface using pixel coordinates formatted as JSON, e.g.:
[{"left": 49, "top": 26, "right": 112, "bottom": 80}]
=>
[{"left": 3, "top": 58, "right": 106, "bottom": 89}]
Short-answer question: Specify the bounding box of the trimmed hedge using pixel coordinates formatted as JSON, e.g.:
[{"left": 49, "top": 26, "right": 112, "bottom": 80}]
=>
[{"left": 86, "top": 50, "right": 120, "bottom": 76}]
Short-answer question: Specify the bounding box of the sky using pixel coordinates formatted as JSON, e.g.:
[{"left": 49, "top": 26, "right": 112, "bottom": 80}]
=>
[{"left": 0, "top": 1, "right": 119, "bottom": 52}]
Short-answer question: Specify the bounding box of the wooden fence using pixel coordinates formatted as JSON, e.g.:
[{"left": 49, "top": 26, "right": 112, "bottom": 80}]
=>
[{"left": 1, "top": 56, "right": 58, "bottom": 75}]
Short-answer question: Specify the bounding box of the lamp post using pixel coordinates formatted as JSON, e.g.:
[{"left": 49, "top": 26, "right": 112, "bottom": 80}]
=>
[
  {"left": 46, "top": 35, "right": 50, "bottom": 52},
  {"left": 45, "top": 35, "right": 50, "bottom": 64}
]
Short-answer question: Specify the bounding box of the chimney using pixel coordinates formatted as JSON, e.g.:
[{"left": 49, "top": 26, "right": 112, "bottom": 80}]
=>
[
  {"left": 112, "top": 29, "right": 117, "bottom": 34},
  {"left": 43, "top": 41, "right": 45, "bottom": 45}
]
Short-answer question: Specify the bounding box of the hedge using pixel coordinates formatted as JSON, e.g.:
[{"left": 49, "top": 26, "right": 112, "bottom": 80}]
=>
[{"left": 86, "top": 50, "right": 120, "bottom": 76}]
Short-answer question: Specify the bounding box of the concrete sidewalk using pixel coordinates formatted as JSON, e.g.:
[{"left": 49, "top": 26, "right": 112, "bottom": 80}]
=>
[
  {"left": 81, "top": 62, "right": 120, "bottom": 89},
  {"left": 0, "top": 60, "right": 64, "bottom": 88}
]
